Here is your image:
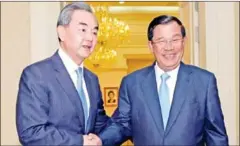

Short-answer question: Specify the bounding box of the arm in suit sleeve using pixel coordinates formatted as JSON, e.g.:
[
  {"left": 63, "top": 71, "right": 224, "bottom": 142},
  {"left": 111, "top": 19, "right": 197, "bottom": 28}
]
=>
[
  {"left": 16, "top": 67, "right": 83, "bottom": 145},
  {"left": 204, "top": 74, "right": 229, "bottom": 145},
  {"left": 98, "top": 77, "right": 132, "bottom": 145},
  {"left": 93, "top": 77, "right": 110, "bottom": 134}
]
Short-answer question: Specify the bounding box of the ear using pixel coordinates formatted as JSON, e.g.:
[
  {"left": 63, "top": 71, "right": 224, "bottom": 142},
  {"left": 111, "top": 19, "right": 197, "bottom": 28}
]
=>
[
  {"left": 57, "top": 26, "right": 66, "bottom": 42},
  {"left": 148, "top": 41, "right": 154, "bottom": 53}
]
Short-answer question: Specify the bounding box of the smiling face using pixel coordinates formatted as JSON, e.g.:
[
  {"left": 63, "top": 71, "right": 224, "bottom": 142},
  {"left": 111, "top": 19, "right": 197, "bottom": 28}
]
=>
[
  {"left": 148, "top": 21, "right": 186, "bottom": 72},
  {"left": 57, "top": 10, "right": 98, "bottom": 65}
]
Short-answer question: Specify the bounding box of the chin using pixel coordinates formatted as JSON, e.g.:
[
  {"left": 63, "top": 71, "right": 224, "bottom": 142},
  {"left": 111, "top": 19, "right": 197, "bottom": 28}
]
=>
[
  {"left": 164, "top": 60, "right": 177, "bottom": 65},
  {"left": 167, "top": 62, "right": 181, "bottom": 69},
  {"left": 82, "top": 55, "right": 90, "bottom": 59},
  {"left": 79, "top": 52, "right": 91, "bottom": 58},
  {"left": 161, "top": 60, "right": 179, "bottom": 68}
]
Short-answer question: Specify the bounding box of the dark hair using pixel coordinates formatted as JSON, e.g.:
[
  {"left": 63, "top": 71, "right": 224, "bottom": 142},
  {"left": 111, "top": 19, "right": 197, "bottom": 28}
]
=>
[
  {"left": 147, "top": 15, "right": 186, "bottom": 41},
  {"left": 108, "top": 91, "right": 115, "bottom": 97}
]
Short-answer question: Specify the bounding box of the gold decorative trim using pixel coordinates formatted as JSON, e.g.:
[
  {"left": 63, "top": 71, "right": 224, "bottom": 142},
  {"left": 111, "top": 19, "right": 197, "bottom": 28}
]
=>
[{"left": 123, "top": 54, "right": 154, "bottom": 60}]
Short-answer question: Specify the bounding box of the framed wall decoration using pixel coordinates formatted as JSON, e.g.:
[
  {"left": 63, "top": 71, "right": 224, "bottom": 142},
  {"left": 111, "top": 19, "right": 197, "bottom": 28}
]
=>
[{"left": 104, "top": 87, "right": 118, "bottom": 107}]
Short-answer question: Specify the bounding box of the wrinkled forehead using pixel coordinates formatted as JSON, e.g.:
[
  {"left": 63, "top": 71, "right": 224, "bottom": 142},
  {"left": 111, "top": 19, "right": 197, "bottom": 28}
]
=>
[{"left": 153, "top": 21, "right": 182, "bottom": 38}]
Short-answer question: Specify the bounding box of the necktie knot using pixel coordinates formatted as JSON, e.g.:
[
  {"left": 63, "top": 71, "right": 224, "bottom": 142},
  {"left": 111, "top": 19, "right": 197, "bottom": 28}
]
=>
[{"left": 161, "top": 73, "right": 170, "bottom": 82}]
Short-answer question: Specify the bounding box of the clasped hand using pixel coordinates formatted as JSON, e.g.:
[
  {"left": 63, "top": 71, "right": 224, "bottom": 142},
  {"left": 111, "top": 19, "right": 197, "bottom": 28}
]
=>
[{"left": 83, "top": 133, "right": 102, "bottom": 146}]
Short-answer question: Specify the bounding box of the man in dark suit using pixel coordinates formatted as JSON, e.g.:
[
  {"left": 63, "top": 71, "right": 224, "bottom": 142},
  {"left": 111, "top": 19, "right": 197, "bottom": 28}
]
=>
[
  {"left": 16, "top": 2, "right": 108, "bottom": 145},
  {"left": 99, "top": 15, "right": 228, "bottom": 145}
]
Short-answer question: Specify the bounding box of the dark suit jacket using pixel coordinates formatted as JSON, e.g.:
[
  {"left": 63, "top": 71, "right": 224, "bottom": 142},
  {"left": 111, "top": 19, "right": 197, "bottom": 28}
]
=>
[
  {"left": 16, "top": 51, "right": 109, "bottom": 145},
  {"left": 99, "top": 62, "right": 228, "bottom": 145}
]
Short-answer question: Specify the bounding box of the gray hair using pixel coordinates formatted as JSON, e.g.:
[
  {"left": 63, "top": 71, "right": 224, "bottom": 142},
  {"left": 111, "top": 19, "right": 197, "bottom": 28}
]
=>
[{"left": 57, "top": 2, "right": 93, "bottom": 27}]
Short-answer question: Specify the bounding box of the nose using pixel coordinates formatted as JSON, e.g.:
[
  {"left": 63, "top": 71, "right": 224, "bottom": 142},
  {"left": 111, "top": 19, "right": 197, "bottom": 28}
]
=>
[
  {"left": 164, "top": 41, "right": 173, "bottom": 50},
  {"left": 85, "top": 31, "right": 93, "bottom": 41}
]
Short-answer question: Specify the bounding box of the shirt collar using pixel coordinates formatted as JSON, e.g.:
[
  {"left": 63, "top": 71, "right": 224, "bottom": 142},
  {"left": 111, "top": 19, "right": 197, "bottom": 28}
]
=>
[
  {"left": 58, "top": 47, "right": 84, "bottom": 74},
  {"left": 154, "top": 62, "right": 180, "bottom": 79}
]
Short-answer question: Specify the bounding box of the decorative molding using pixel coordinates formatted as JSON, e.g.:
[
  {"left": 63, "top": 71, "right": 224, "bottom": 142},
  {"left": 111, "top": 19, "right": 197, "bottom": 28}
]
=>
[
  {"left": 108, "top": 6, "right": 180, "bottom": 13},
  {"left": 123, "top": 54, "right": 154, "bottom": 60},
  {"left": 198, "top": 2, "right": 206, "bottom": 68}
]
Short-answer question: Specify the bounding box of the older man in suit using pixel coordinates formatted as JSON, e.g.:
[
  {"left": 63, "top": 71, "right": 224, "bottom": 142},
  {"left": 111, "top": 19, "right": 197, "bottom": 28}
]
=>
[
  {"left": 16, "top": 2, "right": 108, "bottom": 145},
  {"left": 99, "top": 15, "right": 228, "bottom": 145}
]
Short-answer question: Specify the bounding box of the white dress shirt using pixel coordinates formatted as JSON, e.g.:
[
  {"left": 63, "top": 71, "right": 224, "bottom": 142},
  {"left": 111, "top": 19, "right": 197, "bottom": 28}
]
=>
[
  {"left": 155, "top": 62, "right": 180, "bottom": 105},
  {"left": 58, "top": 48, "right": 90, "bottom": 118}
]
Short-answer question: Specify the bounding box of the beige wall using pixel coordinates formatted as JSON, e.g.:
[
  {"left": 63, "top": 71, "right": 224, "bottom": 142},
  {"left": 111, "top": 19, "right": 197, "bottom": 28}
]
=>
[
  {"left": 234, "top": 2, "right": 239, "bottom": 145},
  {"left": 29, "top": 2, "right": 59, "bottom": 63},
  {"left": 1, "top": 2, "right": 31, "bottom": 145},
  {"left": 1, "top": 2, "right": 60, "bottom": 145},
  {"left": 203, "top": 2, "right": 239, "bottom": 145}
]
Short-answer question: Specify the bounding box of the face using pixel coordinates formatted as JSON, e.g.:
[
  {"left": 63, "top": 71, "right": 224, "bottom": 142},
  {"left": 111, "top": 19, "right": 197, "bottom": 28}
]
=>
[
  {"left": 148, "top": 21, "right": 186, "bottom": 72},
  {"left": 108, "top": 92, "right": 114, "bottom": 99},
  {"left": 58, "top": 10, "right": 98, "bottom": 65}
]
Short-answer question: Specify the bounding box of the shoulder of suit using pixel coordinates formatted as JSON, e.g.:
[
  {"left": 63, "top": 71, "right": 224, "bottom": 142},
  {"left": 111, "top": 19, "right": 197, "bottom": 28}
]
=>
[
  {"left": 185, "top": 64, "right": 215, "bottom": 77},
  {"left": 22, "top": 56, "right": 52, "bottom": 73},
  {"left": 19, "top": 56, "right": 53, "bottom": 82}
]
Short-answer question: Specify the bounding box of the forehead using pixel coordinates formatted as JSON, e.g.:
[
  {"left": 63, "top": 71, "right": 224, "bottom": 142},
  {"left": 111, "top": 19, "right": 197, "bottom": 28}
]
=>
[
  {"left": 70, "top": 10, "right": 98, "bottom": 27},
  {"left": 153, "top": 21, "right": 182, "bottom": 37}
]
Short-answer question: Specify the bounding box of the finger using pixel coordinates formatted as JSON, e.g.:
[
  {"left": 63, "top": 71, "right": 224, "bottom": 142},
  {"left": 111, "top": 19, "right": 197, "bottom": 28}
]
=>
[
  {"left": 87, "top": 134, "right": 94, "bottom": 140},
  {"left": 89, "top": 133, "right": 98, "bottom": 138}
]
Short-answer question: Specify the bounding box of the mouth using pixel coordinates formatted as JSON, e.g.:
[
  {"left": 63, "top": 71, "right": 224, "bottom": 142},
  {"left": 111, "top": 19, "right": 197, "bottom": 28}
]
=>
[
  {"left": 163, "top": 54, "right": 176, "bottom": 59},
  {"left": 82, "top": 45, "right": 92, "bottom": 50}
]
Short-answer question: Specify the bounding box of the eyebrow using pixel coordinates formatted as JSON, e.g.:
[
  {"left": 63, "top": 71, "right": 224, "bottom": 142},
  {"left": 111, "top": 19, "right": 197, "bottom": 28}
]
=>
[
  {"left": 78, "top": 22, "right": 87, "bottom": 26},
  {"left": 152, "top": 37, "right": 164, "bottom": 41},
  {"left": 78, "top": 22, "right": 99, "bottom": 30},
  {"left": 172, "top": 34, "right": 182, "bottom": 37}
]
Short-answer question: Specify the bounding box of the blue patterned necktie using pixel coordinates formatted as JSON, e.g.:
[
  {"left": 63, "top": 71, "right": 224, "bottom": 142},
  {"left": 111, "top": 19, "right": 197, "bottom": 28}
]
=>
[
  {"left": 159, "top": 73, "right": 170, "bottom": 129},
  {"left": 76, "top": 67, "right": 88, "bottom": 131}
]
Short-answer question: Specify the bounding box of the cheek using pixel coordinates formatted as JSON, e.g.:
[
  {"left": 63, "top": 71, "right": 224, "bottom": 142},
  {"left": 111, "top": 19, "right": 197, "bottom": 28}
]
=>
[
  {"left": 176, "top": 47, "right": 184, "bottom": 55},
  {"left": 76, "top": 34, "right": 84, "bottom": 42},
  {"left": 92, "top": 38, "right": 98, "bottom": 47},
  {"left": 153, "top": 47, "right": 163, "bottom": 55}
]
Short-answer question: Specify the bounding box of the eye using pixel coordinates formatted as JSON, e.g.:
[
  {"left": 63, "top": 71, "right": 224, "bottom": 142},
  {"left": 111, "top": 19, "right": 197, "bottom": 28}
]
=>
[
  {"left": 172, "top": 38, "right": 181, "bottom": 42},
  {"left": 93, "top": 31, "right": 98, "bottom": 36},
  {"left": 79, "top": 28, "right": 86, "bottom": 32},
  {"left": 172, "top": 39, "right": 178, "bottom": 42},
  {"left": 158, "top": 40, "right": 166, "bottom": 44},
  {"left": 81, "top": 28, "right": 86, "bottom": 32}
]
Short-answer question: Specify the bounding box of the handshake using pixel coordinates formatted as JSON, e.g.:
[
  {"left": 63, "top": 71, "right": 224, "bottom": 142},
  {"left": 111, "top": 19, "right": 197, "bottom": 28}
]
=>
[{"left": 83, "top": 133, "right": 102, "bottom": 146}]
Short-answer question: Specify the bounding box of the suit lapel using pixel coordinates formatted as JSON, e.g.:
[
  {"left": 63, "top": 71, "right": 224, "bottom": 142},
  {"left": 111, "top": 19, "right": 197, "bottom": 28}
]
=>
[
  {"left": 164, "top": 62, "right": 193, "bottom": 136},
  {"left": 84, "top": 68, "right": 97, "bottom": 134},
  {"left": 51, "top": 51, "right": 85, "bottom": 129},
  {"left": 140, "top": 65, "right": 164, "bottom": 137}
]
